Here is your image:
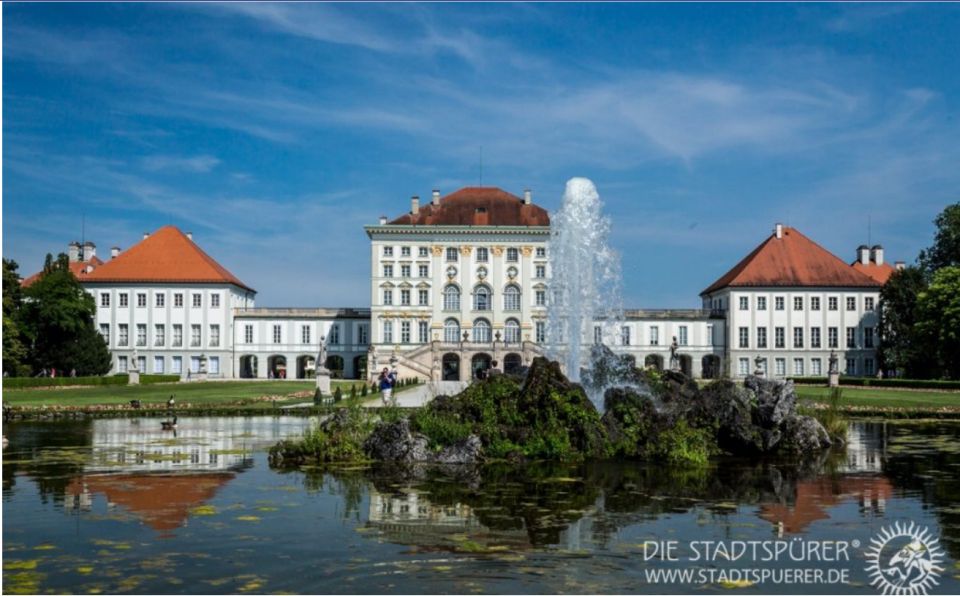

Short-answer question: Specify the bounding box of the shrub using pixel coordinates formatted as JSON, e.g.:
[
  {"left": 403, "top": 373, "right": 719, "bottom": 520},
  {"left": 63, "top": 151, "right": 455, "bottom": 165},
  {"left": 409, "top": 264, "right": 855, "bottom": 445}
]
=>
[
  {"left": 333, "top": 387, "right": 343, "bottom": 402},
  {"left": 361, "top": 384, "right": 368, "bottom": 397},
  {"left": 813, "top": 387, "right": 848, "bottom": 442},
  {"left": 645, "top": 419, "right": 715, "bottom": 466},
  {"left": 3, "top": 374, "right": 180, "bottom": 389},
  {"left": 788, "top": 377, "right": 960, "bottom": 390},
  {"left": 349, "top": 385, "right": 357, "bottom": 400}
]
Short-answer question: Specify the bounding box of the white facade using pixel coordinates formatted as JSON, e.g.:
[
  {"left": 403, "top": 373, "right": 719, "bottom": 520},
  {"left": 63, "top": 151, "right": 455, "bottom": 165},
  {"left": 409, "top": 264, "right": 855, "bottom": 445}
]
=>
[{"left": 616, "top": 310, "right": 726, "bottom": 378}]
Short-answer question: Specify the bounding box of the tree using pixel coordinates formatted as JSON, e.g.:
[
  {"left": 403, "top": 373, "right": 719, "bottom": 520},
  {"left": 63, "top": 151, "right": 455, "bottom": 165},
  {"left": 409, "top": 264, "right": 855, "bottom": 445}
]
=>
[
  {"left": 914, "top": 266, "right": 960, "bottom": 379},
  {"left": 2, "top": 259, "right": 29, "bottom": 376},
  {"left": 878, "top": 266, "right": 930, "bottom": 377},
  {"left": 919, "top": 202, "right": 960, "bottom": 274},
  {"left": 19, "top": 253, "right": 112, "bottom": 376}
]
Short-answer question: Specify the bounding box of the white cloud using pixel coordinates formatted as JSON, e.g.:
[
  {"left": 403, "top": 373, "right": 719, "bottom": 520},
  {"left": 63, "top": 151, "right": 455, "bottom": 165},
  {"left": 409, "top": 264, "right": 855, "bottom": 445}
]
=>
[{"left": 141, "top": 154, "right": 221, "bottom": 173}]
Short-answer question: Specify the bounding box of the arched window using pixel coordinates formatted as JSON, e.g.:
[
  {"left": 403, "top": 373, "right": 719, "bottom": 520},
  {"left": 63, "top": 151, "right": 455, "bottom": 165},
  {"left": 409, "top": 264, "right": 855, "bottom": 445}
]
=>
[
  {"left": 444, "top": 318, "right": 461, "bottom": 343},
  {"left": 503, "top": 285, "right": 521, "bottom": 311},
  {"left": 473, "top": 318, "right": 491, "bottom": 343},
  {"left": 504, "top": 319, "right": 521, "bottom": 343},
  {"left": 443, "top": 285, "right": 460, "bottom": 311},
  {"left": 474, "top": 285, "right": 492, "bottom": 311}
]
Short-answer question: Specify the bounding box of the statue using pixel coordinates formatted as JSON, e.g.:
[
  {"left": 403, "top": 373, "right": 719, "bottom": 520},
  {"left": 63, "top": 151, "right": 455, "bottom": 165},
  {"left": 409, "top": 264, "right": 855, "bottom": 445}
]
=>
[
  {"left": 754, "top": 354, "right": 765, "bottom": 377},
  {"left": 828, "top": 350, "right": 839, "bottom": 374},
  {"left": 317, "top": 335, "right": 328, "bottom": 374},
  {"left": 315, "top": 335, "right": 331, "bottom": 397},
  {"left": 129, "top": 348, "right": 141, "bottom": 385},
  {"left": 828, "top": 349, "right": 840, "bottom": 388},
  {"left": 669, "top": 336, "right": 680, "bottom": 371}
]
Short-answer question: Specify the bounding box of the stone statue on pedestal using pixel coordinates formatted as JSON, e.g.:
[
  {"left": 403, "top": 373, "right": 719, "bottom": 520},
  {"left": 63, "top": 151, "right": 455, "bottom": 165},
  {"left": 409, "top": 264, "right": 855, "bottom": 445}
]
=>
[
  {"left": 754, "top": 354, "right": 765, "bottom": 377},
  {"left": 828, "top": 350, "right": 840, "bottom": 388},
  {"left": 315, "top": 335, "right": 332, "bottom": 398},
  {"left": 129, "top": 348, "right": 141, "bottom": 385},
  {"left": 669, "top": 337, "right": 680, "bottom": 371}
]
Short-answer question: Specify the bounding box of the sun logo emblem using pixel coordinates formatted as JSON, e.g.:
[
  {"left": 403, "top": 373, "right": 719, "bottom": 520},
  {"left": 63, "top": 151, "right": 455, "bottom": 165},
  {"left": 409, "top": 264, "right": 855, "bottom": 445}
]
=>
[{"left": 865, "top": 521, "right": 945, "bottom": 595}]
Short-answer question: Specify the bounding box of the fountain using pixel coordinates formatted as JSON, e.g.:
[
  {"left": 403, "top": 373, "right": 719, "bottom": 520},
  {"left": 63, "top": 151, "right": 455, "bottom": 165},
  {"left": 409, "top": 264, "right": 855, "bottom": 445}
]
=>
[{"left": 546, "top": 177, "right": 636, "bottom": 409}]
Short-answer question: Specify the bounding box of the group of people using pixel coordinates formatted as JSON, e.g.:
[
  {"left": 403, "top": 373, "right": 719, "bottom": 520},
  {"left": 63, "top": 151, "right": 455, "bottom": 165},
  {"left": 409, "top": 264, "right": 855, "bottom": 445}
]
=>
[
  {"left": 33, "top": 368, "right": 77, "bottom": 378},
  {"left": 377, "top": 367, "right": 399, "bottom": 406}
]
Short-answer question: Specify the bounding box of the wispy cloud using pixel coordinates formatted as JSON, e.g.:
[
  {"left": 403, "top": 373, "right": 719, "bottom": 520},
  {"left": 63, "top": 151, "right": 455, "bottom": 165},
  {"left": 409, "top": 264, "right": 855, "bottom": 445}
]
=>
[{"left": 141, "top": 154, "right": 221, "bottom": 173}]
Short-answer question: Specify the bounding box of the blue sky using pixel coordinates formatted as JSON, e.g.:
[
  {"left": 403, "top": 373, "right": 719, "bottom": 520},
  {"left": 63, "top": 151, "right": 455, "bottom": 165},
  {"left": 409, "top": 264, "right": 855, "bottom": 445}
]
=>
[{"left": 4, "top": 3, "right": 959, "bottom": 307}]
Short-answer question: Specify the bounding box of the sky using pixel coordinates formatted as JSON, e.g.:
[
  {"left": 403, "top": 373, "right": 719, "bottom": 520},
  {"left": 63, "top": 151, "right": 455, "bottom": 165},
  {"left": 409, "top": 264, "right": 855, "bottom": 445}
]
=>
[{"left": 3, "top": 3, "right": 959, "bottom": 307}]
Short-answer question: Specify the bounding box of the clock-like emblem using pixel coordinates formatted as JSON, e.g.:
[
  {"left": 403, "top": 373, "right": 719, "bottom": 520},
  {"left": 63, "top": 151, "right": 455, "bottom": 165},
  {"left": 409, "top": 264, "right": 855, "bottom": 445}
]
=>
[
  {"left": 507, "top": 266, "right": 518, "bottom": 279},
  {"left": 446, "top": 265, "right": 458, "bottom": 278},
  {"left": 477, "top": 266, "right": 488, "bottom": 280}
]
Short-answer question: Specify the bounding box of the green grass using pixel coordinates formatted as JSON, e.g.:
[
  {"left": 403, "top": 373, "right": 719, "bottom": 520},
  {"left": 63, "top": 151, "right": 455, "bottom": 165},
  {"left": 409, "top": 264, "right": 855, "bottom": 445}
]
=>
[
  {"left": 796, "top": 385, "right": 960, "bottom": 409},
  {"left": 2, "top": 379, "right": 368, "bottom": 408}
]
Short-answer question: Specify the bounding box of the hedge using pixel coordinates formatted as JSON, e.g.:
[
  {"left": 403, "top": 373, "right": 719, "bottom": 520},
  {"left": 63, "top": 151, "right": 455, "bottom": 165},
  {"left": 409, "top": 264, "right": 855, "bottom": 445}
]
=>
[
  {"left": 788, "top": 376, "right": 960, "bottom": 390},
  {"left": 3, "top": 374, "right": 181, "bottom": 389}
]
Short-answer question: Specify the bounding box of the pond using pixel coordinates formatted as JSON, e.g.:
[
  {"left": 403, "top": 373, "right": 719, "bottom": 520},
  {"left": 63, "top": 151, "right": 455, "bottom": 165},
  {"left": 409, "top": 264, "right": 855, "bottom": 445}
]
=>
[{"left": 3, "top": 416, "right": 959, "bottom": 594}]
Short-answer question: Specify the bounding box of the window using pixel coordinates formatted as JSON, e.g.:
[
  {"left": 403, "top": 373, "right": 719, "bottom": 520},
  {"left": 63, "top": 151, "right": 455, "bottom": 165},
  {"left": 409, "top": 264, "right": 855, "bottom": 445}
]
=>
[
  {"left": 418, "top": 246, "right": 429, "bottom": 258},
  {"left": 865, "top": 297, "right": 875, "bottom": 311},
  {"left": 794, "top": 358, "right": 804, "bottom": 376},
  {"left": 828, "top": 297, "right": 838, "bottom": 311},
  {"left": 383, "top": 289, "right": 393, "bottom": 305},
  {"left": 359, "top": 325, "right": 368, "bottom": 344},
  {"left": 401, "top": 289, "right": 411, "bottom": 306},
  {"left": 757, "top": 327, "right": 768, "bottom": 348},
  {"left": 301, "top": 325, "right": 311, "bottom": 344},
  {"left": 706, "top": 324, "right": 714, "bottom": 346},
  {"left": 210, "top": 324, "right": 220, "bottom": 347},
  {"left": 383, "top": 321, "right": 393, "bottom": 343},
  {"left": 401, "top": 264, "right": 411, "bottom": 278},
  {"left": 190, "top": 356, "right": 200, "bottom": 374},
  {"left": 209, "top": 356, "right": 220, "bottom": 375},
  {"left": 173, "top": 324, "right": 183, "bottom": 347},
  {"left": 418, "top": 264, "right": 429, "bottom": 278},
  {"left": 775, "top": 296, "right": 784, "bottom": 311},
  {"left": 507, "top": 248, "right": 519, "bottom": 262},
  {"left": 474, "top": 286, "right": 491, "bottom": 311},
  {"left": 329, "top": 324, "right": 340, "bottom": 345},
  {"left": 775, "top": 358, "right": 786, "bottom": 377},
  {"left": 758, "top": 358, "right": 768, "bottom": 376},
  {"left": 649, "top": 326, "right": 660, "bottom": 346},
  {"left": 476, "top": 247, "right": 489, "bottom": 262},
  {"left": 811, "top": 327, "right": 821, "bottom": 349},
  {"left": 594, "top": 325, "right": 603, "bottom": 345},
  {"left": 846, "top": 327, "right": 856, "bottom": 348},
  {"left": 443, "top": 285, "right": 460, "bottom": 311},
  {"left": 811, "top": 358, "right": 822, "bottom": 376},
  {"left": 153, "top": 356, "right": 165, "bottom": 374},
  {"left": 775, "top": 327, "right": 785, "bottom": 348},
  {"left": 418, "top": 320, "right": 429, "bottom": 343},
  {"left": 100, "top": 324, "right": 110, "bottom": 341},
  {"left": 174, "top": 293, "right": 184, "bottom": 308},
  {"left": 191, "top": 324, "right": 201, "bottom": 347},
  {"left": 118, "top": 324, "right": 129, "bottom": 347},
  {"left": 505, "top": 319, "right": 521, "bottom": 343},
  {"left": 678, "top": 326, "right": 688, "bottom": 346},
  {"left": 536, "top": 247, "right": 546, "bottom": 258},
  {"left": 739, "top": 327, "right": 749, "bottom": 348},
  {"left": 473, "top": 319, "right": 491, "bottom": 343},
  {"left": 864, "top": 327, "right": 874, "bottom": 348},
  {"left": 118, "top": 356, "right": 128, "bottom": 373},
  {"left": 739, "top": 297, "right": 748, "bottom": 310},
  {"left": 504, "top": 285, "right": 521, "bottom": 311},
  {"left": 401, "top": 321, "right": 411, "bottom": 344},
  {"left": 273, "top": 324, "right": 281, "bottom": 344},
  {"left": 621, "top": 326, "right": 631, "bottom": 346},
  {"left": 828, "top": 327, "right": 838, "bottom": 349},
  {"left": 865, "top": 358, "right": 875, "bottom": 376},
  {"left": 136, "top": 293, "right": 146, "bottom": 308},
  {"left": 119, "top": 293, "right": 129, "bottom": 308},
  {"left": 418, "top": 289, "right": 429, "bottom": 306},
  {"left": 171, "top": 356, "right": 182, "bottom": 374},
  {"left": 383, "top": 264, "right": 394, "bottom": 278},
  {"left": 535, "top": 290, "right": 546, "bottom": 306},
  {"left": 535, "top": 265, "right": 546, "bottom": 279},
  {"left": 244, "top": 324, "right": 253, "bottom": 344},
  {"left": 811, "top": 297, "right": 820, "bottom": 311},
  {"left": 738, "top": 358, "right": 750, "bottom": 376},
  {"left": 757, "top": 296, "right": 766, "bottom": 311},
  {"left": 137, "top": 356, "right": 146, "bottom": 373},
  {"left": 536, "top": 321, "right": 546, "bottom": 343},
  {"left": 794, "top": 297, "right": 803, "bottom": 311},
  {"left": 155, "top": 293, "right": 165, "bottom": 308},
  {"left": 444, "top": 319, "right": 460, "bottom": 343},
  {"left": 847, "top": 297, "right": 856, "bottom": 311},
  {"left": 446, "top": 247, "right": 458, "bottom": 262},
  {"left": 192, "top": 294, "right": 202, "bottom": 308},
  {"left": 401, "top": 246, "right": 411, "bottom": 257},
  {"left": 846, "top": 358, "right": 856, "bottom": 376},
  {"left": 100, "top": 293, "right": 110, "bottom": 307},
  {"left": 211, "top": 294, "right": 220, "bottom": 308},
  {"left": 793, "top": 327, "right": 803, "bottom": 348},
  {"left": 154, "top": 324, "right": 165, "bottom": 347},
  {"left": 383, "top": 246, "right": 393, "bottom": 257}
]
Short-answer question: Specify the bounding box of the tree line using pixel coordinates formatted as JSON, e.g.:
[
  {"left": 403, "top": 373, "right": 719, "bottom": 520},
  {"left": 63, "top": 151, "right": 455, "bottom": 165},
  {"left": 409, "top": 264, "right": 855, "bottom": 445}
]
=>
[
  {"left": 3, "top": 254, "right": 112, "bottom": 377},
  {"left": 879, "top": 203, "right": 960, "bottom": 379}
]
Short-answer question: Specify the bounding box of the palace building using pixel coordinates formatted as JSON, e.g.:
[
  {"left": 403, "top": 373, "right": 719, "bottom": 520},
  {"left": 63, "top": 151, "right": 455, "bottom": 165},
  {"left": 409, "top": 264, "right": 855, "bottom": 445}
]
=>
[{"left": 23, "top": 187, "right": 899, "bottom": 382}]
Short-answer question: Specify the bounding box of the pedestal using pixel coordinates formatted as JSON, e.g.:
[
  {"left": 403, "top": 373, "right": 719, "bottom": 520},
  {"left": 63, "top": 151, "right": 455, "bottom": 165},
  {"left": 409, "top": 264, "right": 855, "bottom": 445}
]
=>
[
  {"left": 315, "top": 367, "right": 332, "bottom": 395},
  {"left": 128, "top": 370, "right": 140, "bottom": 385},
  {"left": 828, "top": 371, "right": 840, "bottom": 388}
]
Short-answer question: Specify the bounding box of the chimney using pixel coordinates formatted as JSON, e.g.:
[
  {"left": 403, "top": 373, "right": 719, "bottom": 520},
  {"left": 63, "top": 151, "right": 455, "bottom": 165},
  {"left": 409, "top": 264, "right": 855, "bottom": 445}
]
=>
[
  {"left": 524, "top": 189, "right": 532, "bottom": 205},
  {"left": 432, "top": 189, "right": 440, "bottom": 206},
  {"left": 774, "top": 223, "right": 783, "bottom": 239},
  {"left": 411, "top": 196, "right": 420, "bottom": 215},
  {"left": 68, "top": 241, "right": 81, "bottom": 263},
  {"left": 186, "top": 231, "right": 193, "bottom": 241},
  {"left": 895, "top": 261, "right": 906, "bottom": 271},
  {"left": 111, "top": 246, "right": 121, "bottom": 259},
  {"left": 857, "top": 245, "right": 870, "bottom": 266},
  {"left": 143, "top": 232, "right": 150, "bottom": 240},
  {"left": 379, "top": 215, "right": 387, "bottom": 226},
  {"left": 871, "top": 244, "right": 884, "bottom": 266},
  {"left": 82, "top": 241, "right": 96, "bottom": 261}
]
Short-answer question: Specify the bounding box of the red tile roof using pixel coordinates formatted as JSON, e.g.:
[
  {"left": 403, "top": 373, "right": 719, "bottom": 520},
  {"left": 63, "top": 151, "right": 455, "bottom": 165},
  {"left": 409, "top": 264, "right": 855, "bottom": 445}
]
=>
[
  {"left": 82, "top": 226, "right": 255, "bottom": 292},
  {"left": 388, "top": 187, "right": 550, "bottom": 227},
  {"left": 851, "top": 260, "right": 896, "bottom": 284},
  {"left": 701, "top": 226, "right": 881, "bottom": 295},
  {"left": 21, "top": 256, "right": 104, "bottom": 288}
]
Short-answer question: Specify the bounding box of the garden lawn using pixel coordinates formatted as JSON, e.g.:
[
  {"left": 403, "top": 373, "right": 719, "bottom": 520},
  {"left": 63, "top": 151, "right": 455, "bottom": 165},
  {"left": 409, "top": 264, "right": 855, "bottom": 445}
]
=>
[
  {"left": 2, "top": 379, "right": 368, "bottom": 408},
  {"left": 796, "top": 385, "right": 960, "bottom": 409}
]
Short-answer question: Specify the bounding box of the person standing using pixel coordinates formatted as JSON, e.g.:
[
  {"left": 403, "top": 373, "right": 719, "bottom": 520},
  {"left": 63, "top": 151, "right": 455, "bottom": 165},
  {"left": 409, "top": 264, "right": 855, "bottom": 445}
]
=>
[{"left": 378, "top": 368, "right": 393, "bottom": 406}]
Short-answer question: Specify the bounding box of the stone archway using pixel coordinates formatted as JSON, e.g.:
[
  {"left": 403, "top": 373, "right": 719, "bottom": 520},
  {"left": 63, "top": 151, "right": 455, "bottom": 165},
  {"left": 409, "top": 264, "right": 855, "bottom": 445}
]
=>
[
  {"left": 702, "top": 355, "right": 721, "bottom": 379},
  {"left": 679, "top": 354, "right": 693, "bottom": 377},
  {"left": 239, "top": 355, "right": 258, "bottom": 379},
  {"left": 442, "top": 353, "right": 460, "bottom": 381},
  {"left": 504, "top": 353, "right": 523, "bottom": 375},
  {"left": 644, "top": 354, "right": 663, "bottom": 371},
  {"left": 471, "top": 353, "right": 492, "bottom": 379},
  {"left": 296, "top": 355, "right": 315, "bottom": 379},
  {"left": 267, "top": 355, "right": 287, "bottom": 379},
  {"left": 325, "top": 355, "right": 344, "bottom": 379},
  {"left": 353, "top": 355, "right": 367, "bottom": 380}
]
